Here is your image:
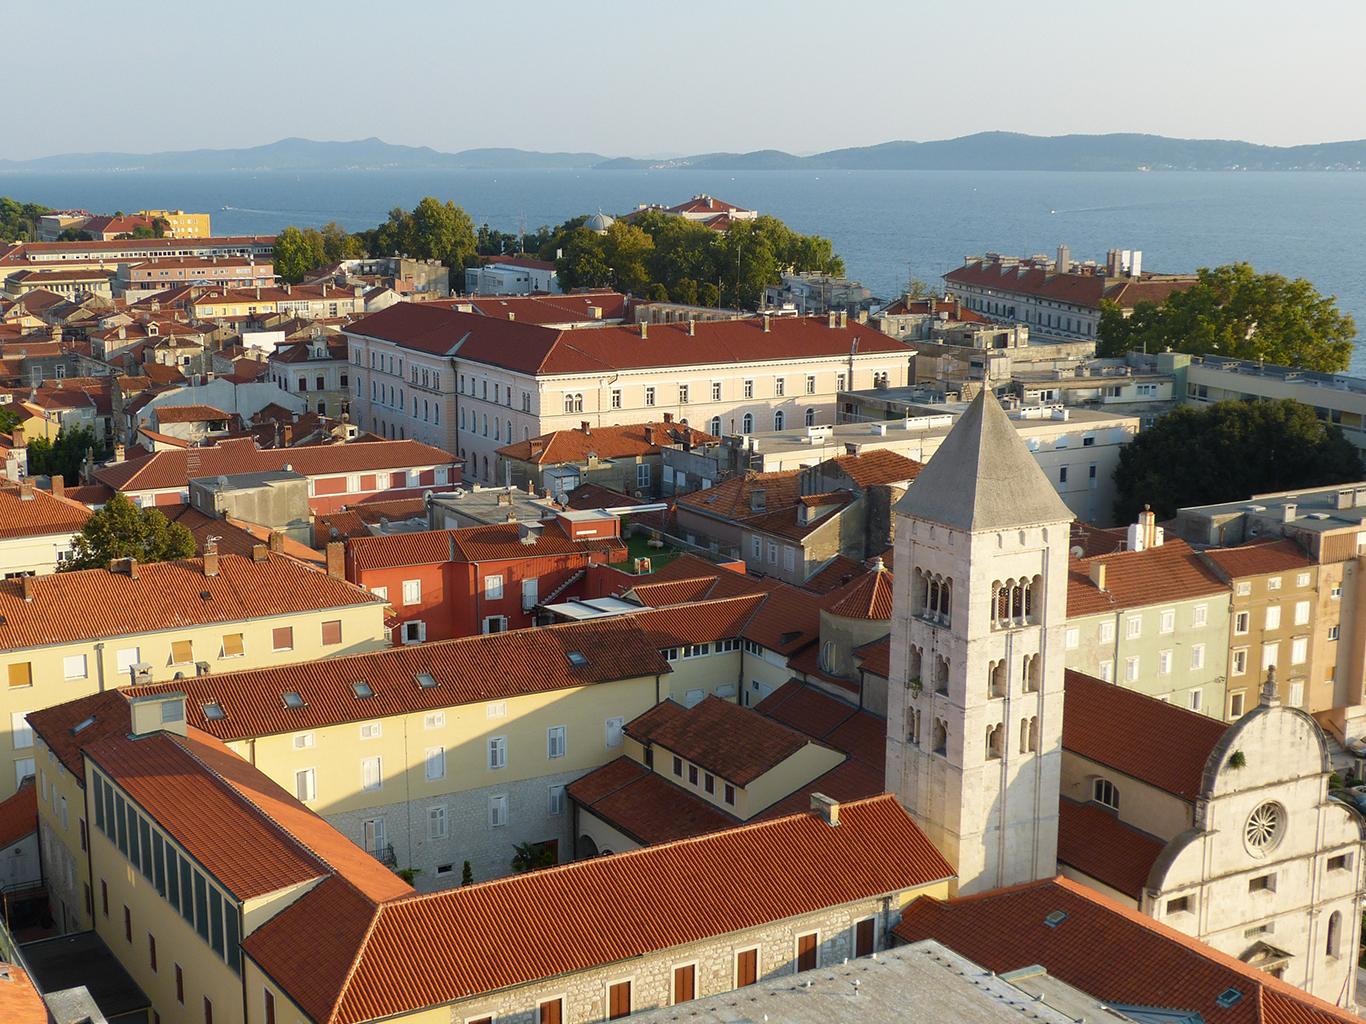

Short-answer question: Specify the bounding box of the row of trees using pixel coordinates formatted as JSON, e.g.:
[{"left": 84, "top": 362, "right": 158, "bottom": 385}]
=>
[
  {"left": 0, "top": 196, "right": 54, "bottom": 242},
  {"left": 1097, "top": 263, "right": 1357, "bottom": 373}
]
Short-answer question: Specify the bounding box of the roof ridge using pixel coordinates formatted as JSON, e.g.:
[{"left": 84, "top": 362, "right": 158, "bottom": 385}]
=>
[{"left": 323, "top": 886, "right": 387, "bottom": 1024}]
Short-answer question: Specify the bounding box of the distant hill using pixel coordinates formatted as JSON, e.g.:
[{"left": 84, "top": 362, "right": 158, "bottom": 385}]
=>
[{"left": 1, "top": 133, "right": 1363, "bottom": 173}]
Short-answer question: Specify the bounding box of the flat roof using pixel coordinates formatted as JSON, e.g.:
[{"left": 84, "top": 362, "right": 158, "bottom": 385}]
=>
[
  {"left": 1180, "top": 481, "right": 1366, "bottom": 534},
  {"left": 20, "top": 931, "right": 150, "bottom": 1022},
  {"left": 542, "top": 596, "right": 641, "bottom": 620}
]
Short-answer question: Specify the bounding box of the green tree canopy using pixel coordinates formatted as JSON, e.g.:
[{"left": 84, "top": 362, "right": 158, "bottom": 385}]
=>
[
  {"left": 0, "top": 197, "right": 54, "bottom": 243},
  {"left": 65, "top": 492, "right": 195, "bottom": 571},
  {"left": 26, "top": 426, "right": 103, "bottom": 485},
  {"left": 1112, "top": 399, "right": 1363, "bottom": 522},
  {"left": 1096, "top": 263, "right": 1357, "bottom": 372},
  {"left": 509, "top": 841, "right": 557, "bottom": 874}
]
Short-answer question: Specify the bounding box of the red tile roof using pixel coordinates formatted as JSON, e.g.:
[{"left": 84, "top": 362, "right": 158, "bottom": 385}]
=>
[
  {"left": 628, "top": 594, "right": 766, "bottom": 647},
  {"left": 1067, "top": 539, "right": 1228, "bottom": 617},
  {"left": 566, "top": 757, "right": 737, "bottom": 844},
  {"left": 125, "top": 618, "right": 671, "bottom": 740},
  {"left": 0, "top": 781, "right": 36, "bottom": 848},
  {"left": 623, "top": 695, "right": 818, "bottom": 786},
  {"left": 676, "top": 469, "right": 802, "bottom": 521},
  {"left": 153, "top": 403, "right": 232, "bottom": 423},
  {"left": 754, "top": 758, "right": 885, "bottom": 821},
  {"left": 497, "top": 420, "right": 720, "bottom": 464},
  {"left": 1202, "top": 539, "right": 1316, "bottom": 579},
  {"left": 0, "top": 962, "right": 47, "bottom": 1024},
  {"left": 242, "top": 794, "right": 953, "bottom": 1024},
  {"left": 829, "top": 449, "right": 923, "bottom": 488},
  {"left": 0, "top": 484, "right": 91, "bottom": 539},
  {"left": 855, "top": 635, "right": 891, "bottom": 678},
  {"left": 1063, "top": 670, "right": 1228, "bottom": 801},
  {"left": 823, "top": 566, "right": 894, "bottom": 619},
  {"left": 894, "top": 876, "right": 1358, "bottom": 1024},
  {"left": 1056, "top": 798, "right": 1166, "bottom": 900},
  {"left": 348, "top": 306, "right": 908, "bottom": 377},
  {"left": 348, "top": 522, "right": 623, "bottom": 571},
  {"left": 25, "top": 690, "right": 129, "bottom": 780},
  {"left": 945, "top": 260, "right": 1196, "bottom": 312},
  {"left": 801, "top": 555, "right": 869, "bottom": 594},
  {"left": 0, "top": 552, "right": 377, "bottom": 652},
  {"left": 739, "top": 577, "right": 823, "bottom": 656},
  {"left": 755, "top": 682, "right": 857, "bottom": 739},
  {"left": 95, "top": 436, "right": 455, "bottom": 492}
]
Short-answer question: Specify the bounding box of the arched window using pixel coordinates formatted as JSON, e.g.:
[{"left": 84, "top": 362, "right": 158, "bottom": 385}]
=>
[
  {"left": 460, "top": 410, "right": 466, "bottom": 430},
  {"left": 564, "top": 393, "right": 583, "bottom": 413},
  {"left": 482, "top": 456, "right": 489, "bottom": 480},
  {"left": 482, "top": 414, "right": 488, "bottom": 437},
  {"left": 1027, "top": 716, "right": 1038, "bottom": 752},
  {"left": 742, "top": 413, "right": 753, "bottom": 433},
  {"left": 908, "top": 708, "right": 921, "bottom": 745},
  {"left": 423, "top": 400, "right": 429, "bottom": 422},
  {"left": 398, "top": 427, "right": 404, "bottom": 439},
  {"left": 988, "top": 660, "right": 1006, "bottom": 698},
  {"left": 316, "top": 400, "right": 326, "bottom": 417},
  {"left": 507, "top": 420, "right": 512, "bottom": 441},
  {"left": 1019, "top": 718, "right": 1030, "bottom": 754},
  {"left": 433, "top": 406, "right": 439, "bottom": 425},
  {"left": 1093, "top": 778, "right": 1119, "bottom": 810},
  {"left": 340, "top": 373, "right": 348, "bottom": 389},
  {"left": 774, "top": 410, "right": 785, "bottom": 431},
  {"left": 986, "top": 723, "right": 1003, "bottom": 760},
  {"left": 710, "top": 416, "right": 721, "bottom": 436},
  {"left": 494, "top": 419, "right": 500, "bottom": 441},
  {"left": 805, "top": 407, "right": 816, "bottom": 427},
  {"left": 822, "top": 640, "right": 837, "bottom": 674},
  {"left": 524, "top": 426, "right": 530, "bottom": 441},
  {"left": 1327, "top": 910, "right": 1342, "bottom": 959},
  {"left": 932, "top": 718, "right": 947, "bottom": 755}
]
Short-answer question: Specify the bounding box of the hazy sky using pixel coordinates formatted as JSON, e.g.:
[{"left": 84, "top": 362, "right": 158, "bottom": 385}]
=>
[{"left": 8, "top": 0, "right": 1365, "bottom": 160}]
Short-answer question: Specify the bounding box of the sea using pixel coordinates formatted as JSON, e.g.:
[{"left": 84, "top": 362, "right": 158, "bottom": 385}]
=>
[{"left": 4, "top": 168, "right": 1365, "bottom": 372}]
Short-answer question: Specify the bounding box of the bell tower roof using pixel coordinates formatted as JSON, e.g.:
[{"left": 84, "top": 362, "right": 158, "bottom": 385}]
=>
[{"left": 892, "top": 390, "right": 1073, "bottom": 532}]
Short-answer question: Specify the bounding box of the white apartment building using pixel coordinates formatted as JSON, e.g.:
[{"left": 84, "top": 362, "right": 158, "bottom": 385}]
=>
[{"left": 344, "top": 306, "right": 913, "bottom": 486}]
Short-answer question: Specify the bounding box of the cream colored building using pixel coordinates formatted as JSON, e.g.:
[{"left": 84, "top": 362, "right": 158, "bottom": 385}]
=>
[
  {"left": 2, "top": 549, "right": 386, "bottom": 803},
  {"left": 138, "top": 210, "right": 211, "bottom": 238}
]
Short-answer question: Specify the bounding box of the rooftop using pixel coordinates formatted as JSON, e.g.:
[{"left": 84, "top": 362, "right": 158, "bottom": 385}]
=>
[
  {"left": 348, "top": 520, "right": 624, "bottom": 570},
  {"left": 497, "top": 419, "right": 721, "bottom": 464},
  {"left": 1202, "top": 538, "right": 1317, "bottom": 579},
  {"left": 1056, "top": 798, "right": 1166, "bottom": 900},
  {"left": 0, "top": 483, "right": 91, "bottom": 539},
  {"left": 566, "top": 757, "right": 737, "bottom": 844},
  {"left": 823, "top": 564, "right": 894, "bottom": 620},
  {"left": 1067, "top": 539, "right": 1229, "bottom": 616}
]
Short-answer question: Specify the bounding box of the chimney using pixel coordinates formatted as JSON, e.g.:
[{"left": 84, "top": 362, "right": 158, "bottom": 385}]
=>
[
  {"left": 810, "top": 792, "right": 839, "bottom": 826},
  {"left": 51, "top": 475, "right": 64, "bottom": 499},
  {"left": 10, "top": 426, "right": 23, "bottom": 450},
  {"left": 268, "top": 531, "right": 285, "bottom": 552},
  {"left": 953, "top": 297, "right": 961, "bottom": 319},
  {"left": 827, "top": 312, "right": 837, "bottom": 329},
  {"left": 109, "top": 557, "right": 139, "bottom": 580},
  {"left": 18, "top": 479, "right": 34, "bottom": 501},
  {"left": 1338, "top": 489, "right": 1354, "bottom": 510},
  {"left": 762, "top": 314, "right": 770, "bottom": 332},
  {"left": 251, "top": 543, "right": 269, "bottom": 563},
  {"left": 839, "top": 310, "right": 847, "bottom": 328},
  {"left": 203, "top": 539, "right": 219, "bottom": 577},
  {"left": 326, "top": 541, "right": 344, "bottom": 579},
  {"left": 662, "top": 412, "right": 673, "bottom": 424},
  {"left": 581, "top": 421, "right": 591, "bottom": 435},
  {"left": 687, "top": 319, "right": 695, "bottom": 336},
  {"left": 113, "top": 444, "right": 126, "bottom": 463},
  {"left": 1129, "top": 250, "right": 1142, "bottom": 278},
  {"left": 1282, "top": 503, "right": 1297, "bottom": 523},
  {"left": 639, "top": 322, "right": 648, "bottom": 340},
  {"left": 21, "top": 575, "right": 34, "bottom": 602},
  {"left": 928, "top": 297, "right": 937, "bottom": 315},
  {"left": 1089, "top": 562, "right": 1106, "bottom": 591}
]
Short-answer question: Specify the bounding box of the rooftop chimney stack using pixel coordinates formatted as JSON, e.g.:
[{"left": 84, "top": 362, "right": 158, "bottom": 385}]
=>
[
  {"left": 1089, "top": 562, "right": 1107, "bottom": 591},
  {"left": 326, "top": 541, "right": 344, "bottom": 579},
  {"left": 21, "top": 575, "right": 34, "bottom": 602},
  {"left": 639, "top": 322, "right": 647, "bottom": 339},
  {"left": 810, "top": 792, "right": 840, "bottom": 826},
  {"left": 268, "top": 531, "right": 285, "bottom": 552},
  {"left": 203, "top": 538, "right": 219, "bottom": 577},
  {"left": 251, "top": 544, "right": 269, "bottom": 563},
  {"left": 18, "top": 479, "right": 34, "bottom": 501}
]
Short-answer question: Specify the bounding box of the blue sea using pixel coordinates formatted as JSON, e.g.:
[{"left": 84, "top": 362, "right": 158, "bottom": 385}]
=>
[{"left": 4, "top": 168, "right": 1365, "bottom": 372}]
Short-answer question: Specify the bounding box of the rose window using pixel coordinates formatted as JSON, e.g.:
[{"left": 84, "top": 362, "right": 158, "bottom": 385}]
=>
[{"left": 1244, "top": 802, "right": 1283, "bottom": 854}]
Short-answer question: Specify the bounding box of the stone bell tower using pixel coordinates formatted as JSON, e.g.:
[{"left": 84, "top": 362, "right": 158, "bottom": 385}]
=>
[{"left": 886, "top": 391, "right": 1074, "bottom": 895}]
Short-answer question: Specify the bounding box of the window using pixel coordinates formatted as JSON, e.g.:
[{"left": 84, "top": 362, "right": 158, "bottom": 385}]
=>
[
  {"left": 271, "top": 627, "right": 293, "bottom": 652},
  {"left": 679, "top": 384, "right": 689, "bottom": 404},
  {"left": 1263, "top": 642, "right": 1279, "bottom": 670},
  {"left": 1059, "top": 466, "right": 1068, "bottom": 485},
  {"left": 1230, "top": 690, "right": 1246, "bottom": 717},
  {"left": 547, "top": 726, "right": 567, "bottom": 759},
  {"left": 361, "top": 757, "right": 381, "bottom": 791},
  {"left": 609, "top": 388, "right": 621, "bottom": 409},
  {"left": 8, "top": 662, "right": 32, "bottom": 689},
  {"left": 1093, "top": 778, "right": 1119, "bottom": 810},
  {"left": 427, "top": 806, "right": 447, "bottom": 839},
  {"left": 149, "top": 932, "right": 158, "bottom": 972},
  {"left": 488, "top": 794, "right": 508, "bottom": 827},
  {"left": 1099, "top": 621, "right": 1115, "bottom": 643},
  {"left": 549, "top": 785, "right": 565, "bottom": 816},
  {"left": 1234, "top": 612, "right": 1250, "bottom": 635},
  {"left": 264, "top": 991, "right": 275, "bottom": 1024},
  {"left": 742, "top": 413, "right": 753, "bottom": 433},
  {"left": 606, "top": 717, "right": 624, "bottom": 749},
  {"left": 774, "top": 377, "right": 785, "bottom": 397},
  {"left": 1294, "top": 601, "right": 1310, "bottom": 626},
  {"left": 674, "top": 964, "right": 696, "bottom": 1004},
  {"left": 1265, "top": 605, "right": 1281, "bottom": 630},
  {"left": 1126, "top": 616, "right": 1141, "bottom": 639},
  {"left": 359, "top": 720, "right": 382, "bottom": 738},
  {"left": 783, "top": 546, "right": 795, "bottom": 572},
  {"left": 1327, "top": 910, "right": 1343, "bottom": 959},
  {"left": 1158, "top": 650, "right": 1172, "bottom": 675},
  {"left": 743, "top": 379, "right": 754, "bottom": 399},
  {"left": 805, "top": 374, "right": 816, "bottom": 394},
  {"left": 425, "top": 747, "right": 446, "bottom": 781},
  {"left": 1189, "top": 688, "right": 1203, "bottom": 711},
  {"left": 688, "top": 765, "right": 699, "bottom": 786},
  {"left": 767, "top": 540, "right": 777, "bottom": 563},
  {"left": 175, "top": 964, "right": 183, "bottom": 1003},
  {"left": 1125, "top": 656, "right": 1139, "bottom": 682},
  {"left": 321, "top": 620, "right": 342, "bottom": 646},
  {"left": 1236, "top": 581, "right": 1252, "bottom": 596},
  {"left": 1267, "top": 576, "right": 1282, "bottom": 591},
  {"left": 1159, "top": 610, "right": 1175, "bottom": 634},
  {"left": 1099, "top": 660, "right": 1113, "bottom": 682},
  {"left": 1193, "top": 604, "right": 1208, "bottom": 627},
  {"left": 221, "top": 633, "right": 244, "bottom": 659},
  {"left": 636, "top": 463, "right": 651, "bottom": 489},
  {"left": 1332, "top": 585, "right": 1342, "bottom": 600},
  {"left": 10, "top": 712, "right": 32, "bottom": 749},
  {"left": 1065, "top": 627, "right": 1079, "bottom": 649},
  {"left": 485, "top": 575, "right": 504, "bottom": 600},
  {"left": 644, "top": 386, "right": 656, "bottom": 406},
  {"left": 672, "top": 756, "right": 683, "bottom": 777},
  {"left": 363, "top": 819, "right": 386, "bottom": 854},
  {"left": 1191, "top": 644, "right": 1205, "bottom": 670},
  {"left": 797, "top": 932, "right": 818, "bottom": 971},
  {"left": 1232, "top": 649, "right": 1248, "bottom": 675},
  {"left": 64, "top": 654, "right": 88, "bottom": 680},
  {"left": 774, "top": 410, "right": 784, "bottom": 431},
  {"left": 1289, "top": 680, "right": 1304, "bottom": 706},
  {"left": 488, "top": 736, "right": 507, "bottom": 769},
  {"left": 370, "top": 586, "right": 388, "bottom": 601},
  {"left": 710, "top": 381, "right": 722, "bottom": 402},
  {"left": 1249, "top": 873, "right": 1275, "bottom": 893},
  {"left": 294, "top": 769, "right": 316, "bottom": 802},
  {"left": 856, "top": 917, "right": 876, "bottom": 957},
  {"left": 539, "top": 999, "right": 563, "bottom": 1024},
  {"left": 736, "top": 948, "right": 758, "bottom": 987},
  {"left": 1167, "top": 896, "right": 1190, "bottom": 914},
  {"left": 609, "top": 980, "right": 632, "bottom": 1019},
  {"left": 724, "top": 784, "right": 735, "bottom": 806},
  {"left": 1329, "top": 625, "right": 1340, "bottom": 641},
  {"left": 1329, "top": 853, "right": 1351, "bottom": 872},
  {"left": 402, "top": 579, "right": 422, "bottom": 605}
]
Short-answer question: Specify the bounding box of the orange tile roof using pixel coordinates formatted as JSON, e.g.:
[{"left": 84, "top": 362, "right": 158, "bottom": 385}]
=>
[
  {"left": 1067, "top": 539, "right": 1228, "bottom": 617},
  {"left": 741, "top": 491, "right": 857, "bottom": 541},
  {"left": 1063, "top": 670, "right": 1228, "bottom": 801},
  {"left": 628, "top": 594, "right": 766, "bottom": 647},
  {"left": 0, "top": 484, "right": 91, "bottom": 539},
  {"left": 25, "top": 690, "right": 131, "bottom": 780},
  {"left": 0, "top": 552, "right": 377, "bottom": 652},
  {"left": 945, "top": 260, "right": 1196, "bottom": 312},
  {"left": 1202, "top": 539, "right": 1316, "bottom": 580},
  {"left": 624, "top": 695, "right": 817, "bottom": 786},
  {"left": 0, "top": 962, "right": 47, "bottom": 1024},
  {"left": 739, "top": 577, "right": 823, "bottom": 655},
  {"left": 824, "top": 711, "right": 887, "bottom": 767},
  {"left": 95, "top": 436, "right": 455, "bottom": 492},
  {"left": 754, "top": 682, "right": 857, "bottom": 739},
  {"left": 242, "top": 795, "right": 953, "bottom": 1024},
  {"left": 801, "top": 555, "right": 869, "bottom": 594},
  {"left": 625, "top": 576, "right": 717, "bottom": 606},
  {"left": 894, "top": 876, "right": 1358, "bottom": 1024},
  {"left": 676, "top": 469, "right": 802, "bottom": 521},
  {"left": 829, "top": 449, "right": 924, "bottom": 488},
  {"left": 754, "top": 758, "right": 885, "bottom": 821},
  {"left": 153, "top": 403, "right": 232, "bottom": 423},
  {"left": 0, "top": 781, "right": 36, "bottom": 848},
  {"left": 1056, "top": 798, "right": 1166, "bottom": 900},
  {"left": 497, "top": 420, "right": 720, "bottom": 465},
  {"left": 823, "top": 566, "right": 894, "bottom": 619},
  {"left": 125, "top": 617, "right": 671, "bottom": 740},
  {"left": 566, "top": 756, "right": 738, "bottom": 844},
  {"left": 348, "top": 521, "right": 623, "bottom": 571},
  {"left": 855, "top": 635, "right": 891, "bottom": 678}
]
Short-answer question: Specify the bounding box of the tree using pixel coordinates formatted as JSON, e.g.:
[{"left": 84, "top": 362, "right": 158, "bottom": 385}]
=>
[
  {"left": 509, "top": 841, "right": 557, "bottom": 874},
  {"left": 0, "top": 405, "right": 23, "bottom": 434},
  {"left": 25, "top": 425, "right": 102, "bottom": 485},
  {"left": 58, "top": 227, "right": 93, "bottom": 242},
  {"left": 461, "top": 860, "right": 473, "bottom": 886},
  {"left": 1096, "top": 263, "right": 1356, "bottom": 372},
  {"left": 65, "top": 492, "right": 195, "bottom": 571},
  {"left": 0, "top": 197, "right": 55, "bottom": 242},
  {"left": 1112, "top": 399, "right": 1363, "bottom": 522}
]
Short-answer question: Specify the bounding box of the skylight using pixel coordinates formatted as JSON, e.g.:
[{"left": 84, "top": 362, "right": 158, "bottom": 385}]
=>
[
  {"left": 282, "top": 692, "right": 305, "bottom": 709},
  {"left": 1043, "top": 911, "right": 1068, "bottom": 928},
  {"left": 1215, "top": 988, "right": 1243, "bottom": 1009},
  {"left": 202, "top": 702, "right": 226, "bottom": 721},
  {"left": 71, "top": 716, "right": 96, "bottom": 735},
  {"left": 415, "top": 673, "right": 438, "bottom": 689},
  {"left": 567, "top": 652, "right": 589, "bottom": 667},
  {"left": 352, "top": 681, "right": 374, "bottom": 699}
]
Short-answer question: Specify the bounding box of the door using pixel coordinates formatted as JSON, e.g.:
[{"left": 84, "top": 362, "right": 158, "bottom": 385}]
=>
[
  {"left": 673, "top": 965, "right": 695, "bottom": 1004},
  {"left": 797, "top": 932, "right": 817, "bottom": 972},
  {"left": 608, "top": 981, "right": 631, "bottom": 1019},
  {"left": 737, "top": 948, "right": 757, "bottom": 987},
  {"left": 856, "top": 918, "right": 875, "bottom": 957},
  {"left": 539, "top": 999, "right": 562, "bottom": 1024}
]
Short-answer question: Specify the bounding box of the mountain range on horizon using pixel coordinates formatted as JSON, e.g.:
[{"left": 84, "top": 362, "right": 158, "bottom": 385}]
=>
[{"left": 1, "top": 132, "right": 1364, "bottom": 173}]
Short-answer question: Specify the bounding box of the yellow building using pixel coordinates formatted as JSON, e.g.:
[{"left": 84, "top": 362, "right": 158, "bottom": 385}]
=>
[
  {"left": 138, "top": 210, "right": 211, "bottom": 238},
  {"left": 3, "top": 547, "right": 388, "bottom": 804}
]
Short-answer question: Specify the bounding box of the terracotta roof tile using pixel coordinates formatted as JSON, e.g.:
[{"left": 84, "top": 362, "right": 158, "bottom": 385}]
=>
[
  {"left": 829, "top": 449, "right": 923, "bottom": 488},
  {"left": 628, "top": 594, "right": 765, "bottom": 648},
  {"left": 1063, "top": 670, "right": 1227, "bottom": 800},
  {"left": 625, "top": 576, "right": 718, "bottom": 606},
  {"left": 126, "top": 618, "right": 671, "bottom": 740},
  {"left": 676, "top": 469, "right": 802, "bottom": 521},
  {"left": 498, "top": 421, "right": 720, "bottom": 465},
  {"left": 567, "top": 758, "right": 738, "bottom": 845},
  {"left": 625, "top": 695, "right": 816, "bottom": 786},
  {"left": 894, "top": 876, "right": 1357, "bottom": 1024},
  {"left": 154, "top": 404, "right": 232, "bottom": 423},
  {"left": 823, "top": 566, "right": 894, "bottom": 619},
  {"left": 824, "top": 711, "right": 887, "bottom": 767},
  {"left": 786, "top": 641, "right": 859, "bottom": 694},
  {"left": 1202, "top": 539, "right": 1316, "bottom": 579},
  {"left": 740, "top": 579, "right": 823, "bottom": 655},
  {"left": 754, "top": 758, "right": 885, "bottom": 821},
  {"left": 755, "top": 682, "right": 857, "bottom": 739},
  {"left": 0, "top": 781, "right": 36, "bottom": 848},
  {"left": 855, "top": 635, "right": 891, "bottom": 678},
  {"left": 0, "top": 962, "right": 47, "bottom": 1024},
  {"left": 0, "top": 553, "right": 377, "bottom": 652},
  {"left": 1056, "top": 798, "right": 1166, "bottom": 900},
  {"left": 25, "top": 690, "right": 130, "bottom": 780},
  {"left": 0, "top": 485, "right": 91, "bottom": 539},
  {"left": 801, "top": 555, "right": 869, "bottom": 594},
  {"left": 1068, "top": 539, "right": 1228, "bottom": 617},
  {"left": 243, "top": 795, "right": 953, "bottom": 1024}
]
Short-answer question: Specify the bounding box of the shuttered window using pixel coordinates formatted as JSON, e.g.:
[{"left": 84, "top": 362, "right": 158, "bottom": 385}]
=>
[
  {"left": 171, "top": 640, "right": 194, "bottom": 665},
  {"left": 673, "top": 964, "right": 695, "bottom": 1004},
  {"left": 609, "top": 982, "right": 631, "bottom": 1019},
  {"left": 221, "top": 633, "right": 244, "bottom": 658},
  {"left": 539, "top": 999, "right": 562, "bottom": 1024},
  {"left": 321, "top": 620, "right": 342, "bottom": 646},
  {"left": 737, "top": 948, "right": 758, "bottom": 987}
]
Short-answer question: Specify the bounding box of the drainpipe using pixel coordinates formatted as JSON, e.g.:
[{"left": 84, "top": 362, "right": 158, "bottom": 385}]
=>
[{"left": 93, "top": 642, "right": 105, "bottom": 693}]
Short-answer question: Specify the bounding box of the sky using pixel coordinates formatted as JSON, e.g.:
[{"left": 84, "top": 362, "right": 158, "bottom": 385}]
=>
[{"left": 7, "top": 0, "right": 1366, "bottom": 160}]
